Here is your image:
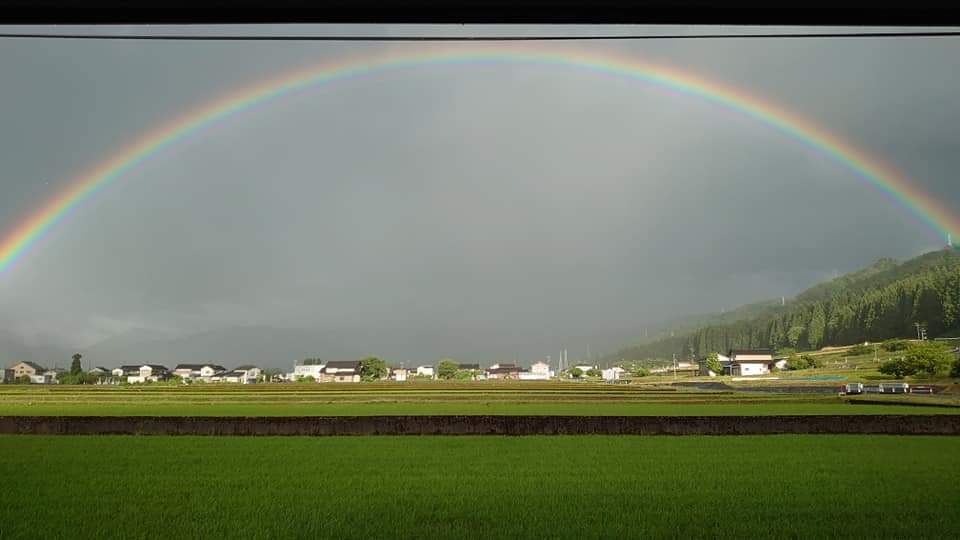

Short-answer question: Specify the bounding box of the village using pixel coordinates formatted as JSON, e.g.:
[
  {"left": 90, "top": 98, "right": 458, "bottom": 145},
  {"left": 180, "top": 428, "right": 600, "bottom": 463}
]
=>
[{"left": 2, "top": 349, "right": 800, "bottom": 385}]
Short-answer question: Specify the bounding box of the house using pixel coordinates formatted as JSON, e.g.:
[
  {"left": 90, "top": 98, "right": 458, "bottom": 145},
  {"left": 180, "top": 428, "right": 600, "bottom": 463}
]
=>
[
  {"left": 89, "top": 366, "right": 111, "bottom": 375},
  {"left": 486, "top": 363, "right": 521, "bottom": 380},
  {"left": 9, "top": 361, "right": 46, "bottom": 380},
  {"left": 572, "top": 364, "right": 598, "bottom": 376},
  {"left": 698, "top": 354, "right": 731, "bottom": 376},
  {"left": 728, "top": 349, "right": 775, "bottom": 377},
  {"left": 292, "top": 363, "right": 326, "bottom": 381},
  {"left": 172, "top": 364, "right": 226, "bottom": 380},
  {"left": 321, "top": 361, "right": 362, "bottom": 383},
  {"left": 519, "top": 361, "right": 551, "bottom": 380},
  {"left": 1, "top": 369, "right": 13, "bottom": 383},
  {"left": 112, "top": 365, "right": 142, "bottom": 379},
  {"left": 601, "top": 366, "right": 626, "bottom": 382},
  {"left": 415, "top": 365, "right": 435, "bottom": 378},
  {"left": 218, "top": 366, "right": 262, "bottom": 384},
  {"left": 122, "top": 364, "right": 170, "bottom": 384},
  {"left": 530, "top": 361, "right": 552, "bottom": 377},
  {"left": 44, "top": 368, "right": 66, "bottom": 383},
  {"left": 391, "top": 367, "right": 409, "bottom": 382}
]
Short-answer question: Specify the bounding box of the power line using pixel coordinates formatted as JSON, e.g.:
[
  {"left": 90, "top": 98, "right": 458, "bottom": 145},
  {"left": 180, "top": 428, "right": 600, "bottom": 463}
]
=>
[{"left": 1, "top": 31, "right": 960, "bottom": 41}]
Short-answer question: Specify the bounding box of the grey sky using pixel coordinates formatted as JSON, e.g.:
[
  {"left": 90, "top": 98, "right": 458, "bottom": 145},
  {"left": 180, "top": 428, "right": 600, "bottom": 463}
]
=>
[{"left": 0, "top": 25, "right": 958, "bottom": 368}]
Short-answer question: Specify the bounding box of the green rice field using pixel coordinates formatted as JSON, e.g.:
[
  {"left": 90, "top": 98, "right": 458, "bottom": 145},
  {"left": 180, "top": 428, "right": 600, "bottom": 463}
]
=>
[
  {"left": 1, "top": 382, "right": 958, "bottom": 415},
  {"left": 0, "top": 435, "right": 957, "bottom": 539}
]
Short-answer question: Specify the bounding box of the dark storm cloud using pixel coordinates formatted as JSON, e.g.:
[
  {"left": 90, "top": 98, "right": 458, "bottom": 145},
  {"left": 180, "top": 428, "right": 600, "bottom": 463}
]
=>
[{"left": 0, "top": 25, "right": 957, "bottom": 366}]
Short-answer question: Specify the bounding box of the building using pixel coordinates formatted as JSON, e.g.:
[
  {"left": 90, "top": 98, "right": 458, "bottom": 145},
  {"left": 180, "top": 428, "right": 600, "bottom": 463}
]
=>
[
  {"left": 698, "top": 354, "right": 731, "bottom": 376},
  {"left": 486, "top": 363, "right": 521, "bottom": 380},
  {"left": 218, "top": 366, "right": 262, "bottom": 384},
  {"left": 1, "top": 368, "right": 13, "bottom": 383},
  {"left": 9, "top": 361, "right": 46, "bottom": 380},
  {"left": 572, "top": 364, "right": 598, "bottom": 376},
  {"left": 89, "top": 366, "right": 111, "bottom": 375},
  {"left": 292, "top": 363, "right": 326, "bottom": 381},
  {"left": 519, "top": 361, "right": 551, "bottom": 380},
  {"left": 728, "top": 349, "right": 775, "bottom": 377},
  {"left": 415, "top": 365, "right": 435, "bottom": 379},
  {"left": 530, "top": 361, "right": 552, "bottom": 377},
  {"left": 172, "top": 364, "right": 226, "bottom": 380},
  {"left": 218, "top": 367, "right": 259, "bottom": 384},
  {"left": 117, "top": 364, "right": 170, "bottom": 384},
  {"left": 321, "top": 361, "right": 362, "bottom": 383},
  {"left": 391, "top": 367, "right": 409, "bottom": 382},
  {"left": 601, "top": 366, "right": 625, "bottom": 382}
]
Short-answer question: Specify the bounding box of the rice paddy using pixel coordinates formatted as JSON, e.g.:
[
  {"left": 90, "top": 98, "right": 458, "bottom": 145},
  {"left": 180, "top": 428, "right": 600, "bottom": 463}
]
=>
[{"left": 0, "top": 435, "right": 957, "bottom": 539}]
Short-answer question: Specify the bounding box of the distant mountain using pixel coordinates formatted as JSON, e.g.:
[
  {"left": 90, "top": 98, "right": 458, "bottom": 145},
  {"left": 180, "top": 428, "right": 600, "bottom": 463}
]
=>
[{"left": 602, "top": 249, "right": 960, "bottom": 363}]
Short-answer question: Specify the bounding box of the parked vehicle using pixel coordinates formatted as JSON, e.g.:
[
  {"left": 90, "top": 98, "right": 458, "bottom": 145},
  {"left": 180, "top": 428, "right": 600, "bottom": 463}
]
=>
[
  {"left": 878, "top": 382, "right": 910, "bottom": 394},
  {"left": 842, "top": 383, "right": 864, "bottom": 395},
  {"left": 909, "top": 386, "right": 934, "bottom": 394}
]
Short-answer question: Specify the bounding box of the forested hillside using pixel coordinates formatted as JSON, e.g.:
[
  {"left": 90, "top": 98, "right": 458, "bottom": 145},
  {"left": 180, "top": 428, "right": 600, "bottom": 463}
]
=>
[{"left": 604, "top": 249, "right": 960, "bottom": 362}]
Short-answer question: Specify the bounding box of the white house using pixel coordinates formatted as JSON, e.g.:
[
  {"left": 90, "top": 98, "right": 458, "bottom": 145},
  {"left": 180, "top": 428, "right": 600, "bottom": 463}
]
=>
[
  {"left": 415, "top": 365, "right": 435, "bottom": 378},
  {"left": 729, "top": 350, "right": 775, "bottom": 377},
  {"left": 601, "top": 366, "right": 625, "bottom": 382},
  {"left": 391, "top": 367, "right": 409, "bottom": 382},
  {"left": 320, "top": 361, "right": 361, "bottom": 383},
  {"left": 572, "top": 364, "right": 598, "bottom": 376},
  {"left": 172, "top": 364, "right": 226, "bottom": 381},
  {"left": 519, "top": 360, "right": 552, "bottom": 380},
  {"left": 293, "top": 363, "right": 326, "bottom": 381},
  {"left": 122, "top": 364, "right": 169, "bottom": 384},
  {"left": 218, "top": 366, "right": 262, "bottom": 384}
]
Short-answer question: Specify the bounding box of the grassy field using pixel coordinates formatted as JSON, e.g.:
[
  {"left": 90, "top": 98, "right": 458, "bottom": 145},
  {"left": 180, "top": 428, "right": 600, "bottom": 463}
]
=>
[
  {"left": 1, "top": 382, "right": 958, "bottom": 415},
  {"left": 0, "top": 435, "right": 957, "bottom": 539}
]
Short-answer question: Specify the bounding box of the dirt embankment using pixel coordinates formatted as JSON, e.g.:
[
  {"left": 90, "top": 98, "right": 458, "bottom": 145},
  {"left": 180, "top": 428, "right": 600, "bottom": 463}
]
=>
[{"left": 0, "top": 415, "right": 958, "bottom": 436}]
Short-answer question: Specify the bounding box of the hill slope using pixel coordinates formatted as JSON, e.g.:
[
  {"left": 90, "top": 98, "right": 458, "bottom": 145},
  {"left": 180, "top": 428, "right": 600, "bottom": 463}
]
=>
[{"left": 603, "top": 249, "right": 960, "bottom": 362}]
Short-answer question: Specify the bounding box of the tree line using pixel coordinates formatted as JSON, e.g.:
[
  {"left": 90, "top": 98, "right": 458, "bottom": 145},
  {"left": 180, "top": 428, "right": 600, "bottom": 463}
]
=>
[{"left": 605, "top": 250, "right": 960, "bottom": 361}]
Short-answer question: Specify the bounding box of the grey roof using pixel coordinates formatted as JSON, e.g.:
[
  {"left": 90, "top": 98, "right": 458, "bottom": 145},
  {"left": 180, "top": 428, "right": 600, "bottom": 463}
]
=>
[
  {"left": 458, "top": 363, "right": 480, "bottom": 370},
  {"left": 174, "top": 364, "right": 206, "bottom": 370},
  {"left": 325, "top": 360, "right": 361, "bottom": 369},
  {"left": 728, "top": 349, "right": 773, "bottom": 357},
  {"left": 16, "top": 361, "right": 46, "bottom": 371},
  {"left": 487, "top": 366, "right": 521, "bottom": 374},
  {"left": 234, "top": 365, "right": 258, "bottom": 370}
]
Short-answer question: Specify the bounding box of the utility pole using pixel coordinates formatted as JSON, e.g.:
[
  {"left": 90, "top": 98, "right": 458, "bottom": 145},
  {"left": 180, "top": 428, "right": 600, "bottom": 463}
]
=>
[{"left": 672, "top": 353, "right": 677, "bottom": 380}]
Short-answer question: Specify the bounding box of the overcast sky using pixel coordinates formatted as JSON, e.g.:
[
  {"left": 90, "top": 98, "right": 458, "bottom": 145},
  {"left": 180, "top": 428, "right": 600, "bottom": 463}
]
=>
[{"left": 0, "top": 25, "right": 957, "bottom": 367}]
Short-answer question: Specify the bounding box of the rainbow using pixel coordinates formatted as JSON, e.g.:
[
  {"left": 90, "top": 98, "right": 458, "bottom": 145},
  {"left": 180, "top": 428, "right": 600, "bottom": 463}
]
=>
[{"left": 1, "top": 44, "right": 956, "bottom": 274}]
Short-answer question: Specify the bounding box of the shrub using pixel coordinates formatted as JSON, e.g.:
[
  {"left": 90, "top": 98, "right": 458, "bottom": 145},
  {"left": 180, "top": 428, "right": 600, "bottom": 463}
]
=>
[
  {"left": 904, "top": 342, "right": 952, "bottom": 377},
  {"left": 844, "top": 343, "right": 871, "bottom": 357},
  {"left": 785, "top": 355, "right": 809, "bottom": 371},
  {"left": 951, "top": 358, "right": 960, "bottom": 378},
  {"left": 586, "top": 368, "right": 602, "bottom": 378},
  {"left": 631, "top": 367, "right": 651, "bottom": 377},
  {"left": 803, "top": 355, "right": 824, "bottom": 369},
  {"left": 704, "top": 352, "right": 723, "bottom": 375},
  {"left": 882, "top": 339, "right": 910, "bottom": 352},
  {"left": 569, "top": 367, "right": 583, "bottom": 379},
  {"left": 879, "top": 358, "right": 914, "bottom": 379}
]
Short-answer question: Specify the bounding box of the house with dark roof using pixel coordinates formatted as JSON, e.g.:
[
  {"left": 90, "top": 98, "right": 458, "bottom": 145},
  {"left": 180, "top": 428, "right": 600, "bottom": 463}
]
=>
[
  {"left": 485, "top": 363, "right": 521, "bottom": 380},
  {"left": 173, "top": 364, "right": 226, "bottom": 380},
  {"left": 320, "top": 361, "right": 361, "bottom": 383},
  {"left": 112, "top": 364, "right": 169, "bottom": 383},
  {"left": 217, "top": 366, "right": 262, "bottom": 384},
  {"left": 9, "top": 361, "right": 46, "bottom": 379}
]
